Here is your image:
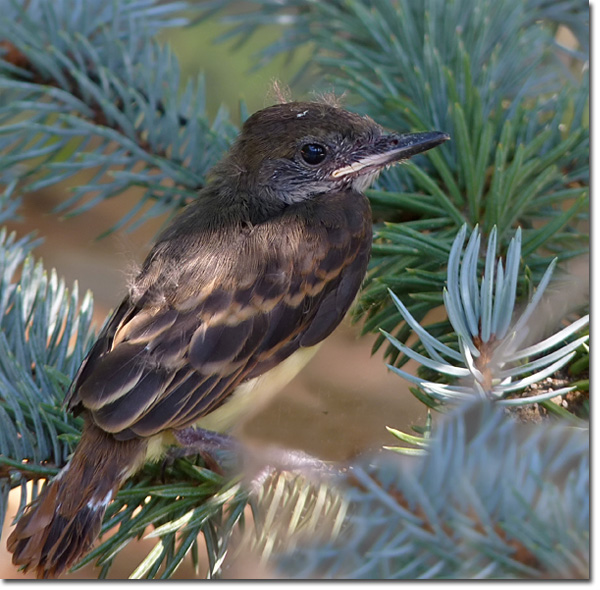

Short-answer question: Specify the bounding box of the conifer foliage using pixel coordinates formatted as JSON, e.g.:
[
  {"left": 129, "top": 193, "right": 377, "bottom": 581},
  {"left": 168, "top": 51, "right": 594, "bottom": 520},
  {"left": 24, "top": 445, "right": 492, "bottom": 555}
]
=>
[{"left": 0, "top": 0, "right": 589, "bottom": 579}]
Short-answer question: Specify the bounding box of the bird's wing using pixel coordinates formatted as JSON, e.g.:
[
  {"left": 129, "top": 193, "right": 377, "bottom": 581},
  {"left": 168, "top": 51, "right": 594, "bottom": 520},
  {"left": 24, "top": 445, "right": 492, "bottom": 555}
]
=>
[{"left": 66, "top": 198, "right": 371, "bottom": 440}]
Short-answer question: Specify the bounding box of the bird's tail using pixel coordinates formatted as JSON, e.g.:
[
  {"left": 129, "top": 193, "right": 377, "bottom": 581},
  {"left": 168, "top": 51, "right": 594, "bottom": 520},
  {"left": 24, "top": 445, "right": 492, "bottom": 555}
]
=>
[{"left": 7, "top": 419, "right": 147, "bottom": 578}]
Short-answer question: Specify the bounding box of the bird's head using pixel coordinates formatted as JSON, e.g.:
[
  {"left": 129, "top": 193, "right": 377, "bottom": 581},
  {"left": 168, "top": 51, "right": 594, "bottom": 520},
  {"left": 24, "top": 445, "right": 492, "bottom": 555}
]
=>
[{"left": 221, "top": 101, "right": 449, "bottom": 207}]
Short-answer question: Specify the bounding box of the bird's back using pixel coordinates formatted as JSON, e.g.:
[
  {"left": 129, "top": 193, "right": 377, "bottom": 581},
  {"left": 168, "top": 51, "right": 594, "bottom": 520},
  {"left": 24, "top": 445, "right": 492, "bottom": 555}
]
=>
[{"left": 66, "top": 190, "right": 372, "bottom": 441}]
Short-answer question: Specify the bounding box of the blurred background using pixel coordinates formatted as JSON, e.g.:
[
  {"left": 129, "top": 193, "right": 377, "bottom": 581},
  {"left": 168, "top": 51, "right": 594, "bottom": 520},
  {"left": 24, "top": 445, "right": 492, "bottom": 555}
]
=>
[{"left": 1, "top": 8, "right": 425, "bottom": 579}]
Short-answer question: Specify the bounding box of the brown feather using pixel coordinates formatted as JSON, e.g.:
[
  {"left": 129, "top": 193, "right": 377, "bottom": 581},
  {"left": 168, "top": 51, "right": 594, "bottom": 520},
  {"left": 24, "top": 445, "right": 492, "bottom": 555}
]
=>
[
  {"left": 9, "top": 182, "right": 371, "bottom": 580},
  {"left": 8, "top": 420, "right": 146, "bottom": 578},
  {"left": 6, "top": 100, "right": 453, "bottom": 578},
  {"left": 64, "top": 190, "right": 371, "bottom": 439}
]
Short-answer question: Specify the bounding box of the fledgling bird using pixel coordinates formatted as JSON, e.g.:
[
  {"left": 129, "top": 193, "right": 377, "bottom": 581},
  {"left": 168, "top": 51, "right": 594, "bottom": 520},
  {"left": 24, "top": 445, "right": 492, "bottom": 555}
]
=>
[{"left": 7, "top": 100, "right": 448, "bottom": 578}]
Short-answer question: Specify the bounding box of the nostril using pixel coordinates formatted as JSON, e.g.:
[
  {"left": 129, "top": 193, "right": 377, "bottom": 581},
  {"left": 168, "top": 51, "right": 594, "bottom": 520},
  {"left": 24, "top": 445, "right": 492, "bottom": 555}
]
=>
[{"left": 390, "top": 138, "right": 399, "bottom": 146}]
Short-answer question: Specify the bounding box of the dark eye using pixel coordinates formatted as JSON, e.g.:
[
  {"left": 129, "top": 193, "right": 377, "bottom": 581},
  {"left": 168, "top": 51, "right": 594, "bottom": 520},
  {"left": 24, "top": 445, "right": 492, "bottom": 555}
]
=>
[{"left": 300, "top": 143, "right": 327, "bottom": 165}]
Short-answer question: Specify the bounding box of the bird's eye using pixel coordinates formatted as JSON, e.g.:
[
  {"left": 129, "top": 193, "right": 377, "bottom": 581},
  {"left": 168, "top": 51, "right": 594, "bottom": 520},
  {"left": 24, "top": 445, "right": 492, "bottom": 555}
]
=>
[{"left": 300, "top": 143, "right": 327, "bottom": 165}]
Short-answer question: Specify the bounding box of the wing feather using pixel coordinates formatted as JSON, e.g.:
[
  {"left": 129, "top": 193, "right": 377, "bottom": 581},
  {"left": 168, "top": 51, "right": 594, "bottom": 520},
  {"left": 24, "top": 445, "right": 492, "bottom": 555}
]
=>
[
  {"left": 188, "top": 320, "right": 253, "bottom": 373},
  {"left": 75, "top": 342, "right": 147, "bottom": 410},
  {"left": 68, "top": 192, "right": 371, "bottom": 439},
  {"left": 92, "top": 370, "right": 174, "bottom": 433}
]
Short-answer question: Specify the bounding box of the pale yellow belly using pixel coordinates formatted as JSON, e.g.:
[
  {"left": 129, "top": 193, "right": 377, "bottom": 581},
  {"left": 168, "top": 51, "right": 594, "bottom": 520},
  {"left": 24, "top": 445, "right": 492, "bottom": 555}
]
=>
[
  {"left": 195, "top": 345, "right": 320, "bottom": 433},
  {"left": 134, "top": 343, "right": 321, "bottom": 470},
  {"left": 143, "top": 345, "right": 320, "bottom": 464}
]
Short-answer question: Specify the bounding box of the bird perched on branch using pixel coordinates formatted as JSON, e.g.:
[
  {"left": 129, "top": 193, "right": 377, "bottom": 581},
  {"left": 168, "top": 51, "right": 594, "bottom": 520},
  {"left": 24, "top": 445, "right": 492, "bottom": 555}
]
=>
[{"left": 8, "top": 100, "right": 448, "bottom": 578}]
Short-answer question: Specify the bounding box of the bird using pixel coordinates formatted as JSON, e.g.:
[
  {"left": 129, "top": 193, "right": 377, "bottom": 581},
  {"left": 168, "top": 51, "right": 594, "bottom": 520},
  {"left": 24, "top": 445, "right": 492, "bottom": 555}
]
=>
[{"left": 7, "top": 100, "right": 449, "bottom": 578}]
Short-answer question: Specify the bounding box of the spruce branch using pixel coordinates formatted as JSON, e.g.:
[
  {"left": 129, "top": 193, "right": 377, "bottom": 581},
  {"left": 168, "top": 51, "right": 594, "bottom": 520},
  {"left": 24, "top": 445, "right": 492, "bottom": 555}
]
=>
[
  {"left": 202, "top": 0, "right": 588, "bottom": 121},
  {"left": 383, "top": 225, "right": 589, "bottom": 410},
  {"left": 0, "top": 0, "right": 590, "bottom": 579},
  {"left": 71, "top": 459, "right": 248, "bottom": 579},
  {"left": 231, "top": 469, "right": 349, "bottom": 572},
  {"left": 0, "top": 215, "right": 93, "bottom": 543},
  {"left": 0, "top": 0, "right": 238, "bottom": 233},
  {"left": 271, "top": 401, "right": 589, "bottom": 579}
]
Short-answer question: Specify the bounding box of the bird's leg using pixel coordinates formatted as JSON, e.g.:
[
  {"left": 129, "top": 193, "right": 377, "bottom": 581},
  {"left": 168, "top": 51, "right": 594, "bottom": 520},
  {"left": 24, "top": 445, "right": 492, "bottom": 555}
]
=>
[
  {"left": 174, "top": 426, "right": 239, "bottom": 452},
  {"left": 166, "top": 427, "right": 240, "bottom": 475},
  {"left": 170, "top": 427, "right": 337, "bottom": 483}
]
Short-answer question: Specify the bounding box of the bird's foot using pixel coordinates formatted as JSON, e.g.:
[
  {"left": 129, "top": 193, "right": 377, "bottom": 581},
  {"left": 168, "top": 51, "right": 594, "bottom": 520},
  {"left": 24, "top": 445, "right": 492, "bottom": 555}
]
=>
[
  {"left": 168, "top": 428, "right": 338, "bottom": 484},
  {"left": 165, "top": 427, "right": 240, "bottom": 475},
  {"left": 173, "top": 427, "right": 239, "bottom": 452}
]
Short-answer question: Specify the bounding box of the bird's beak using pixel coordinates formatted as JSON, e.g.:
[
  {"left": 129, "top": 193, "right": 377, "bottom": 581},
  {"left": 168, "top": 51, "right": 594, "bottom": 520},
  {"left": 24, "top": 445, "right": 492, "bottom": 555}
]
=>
[{"left": 331, "top": 131, "right": 450, "bottom": 179}]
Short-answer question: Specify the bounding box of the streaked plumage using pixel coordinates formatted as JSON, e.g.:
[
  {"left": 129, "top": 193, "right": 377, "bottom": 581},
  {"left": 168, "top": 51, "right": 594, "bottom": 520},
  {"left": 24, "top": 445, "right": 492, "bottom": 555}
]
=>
[
  {"left": 8, "top": 101, "right": 448, "bottom": 578},
  {"left": 68, "top": 188, "right": 372, "bottom": 438}
]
